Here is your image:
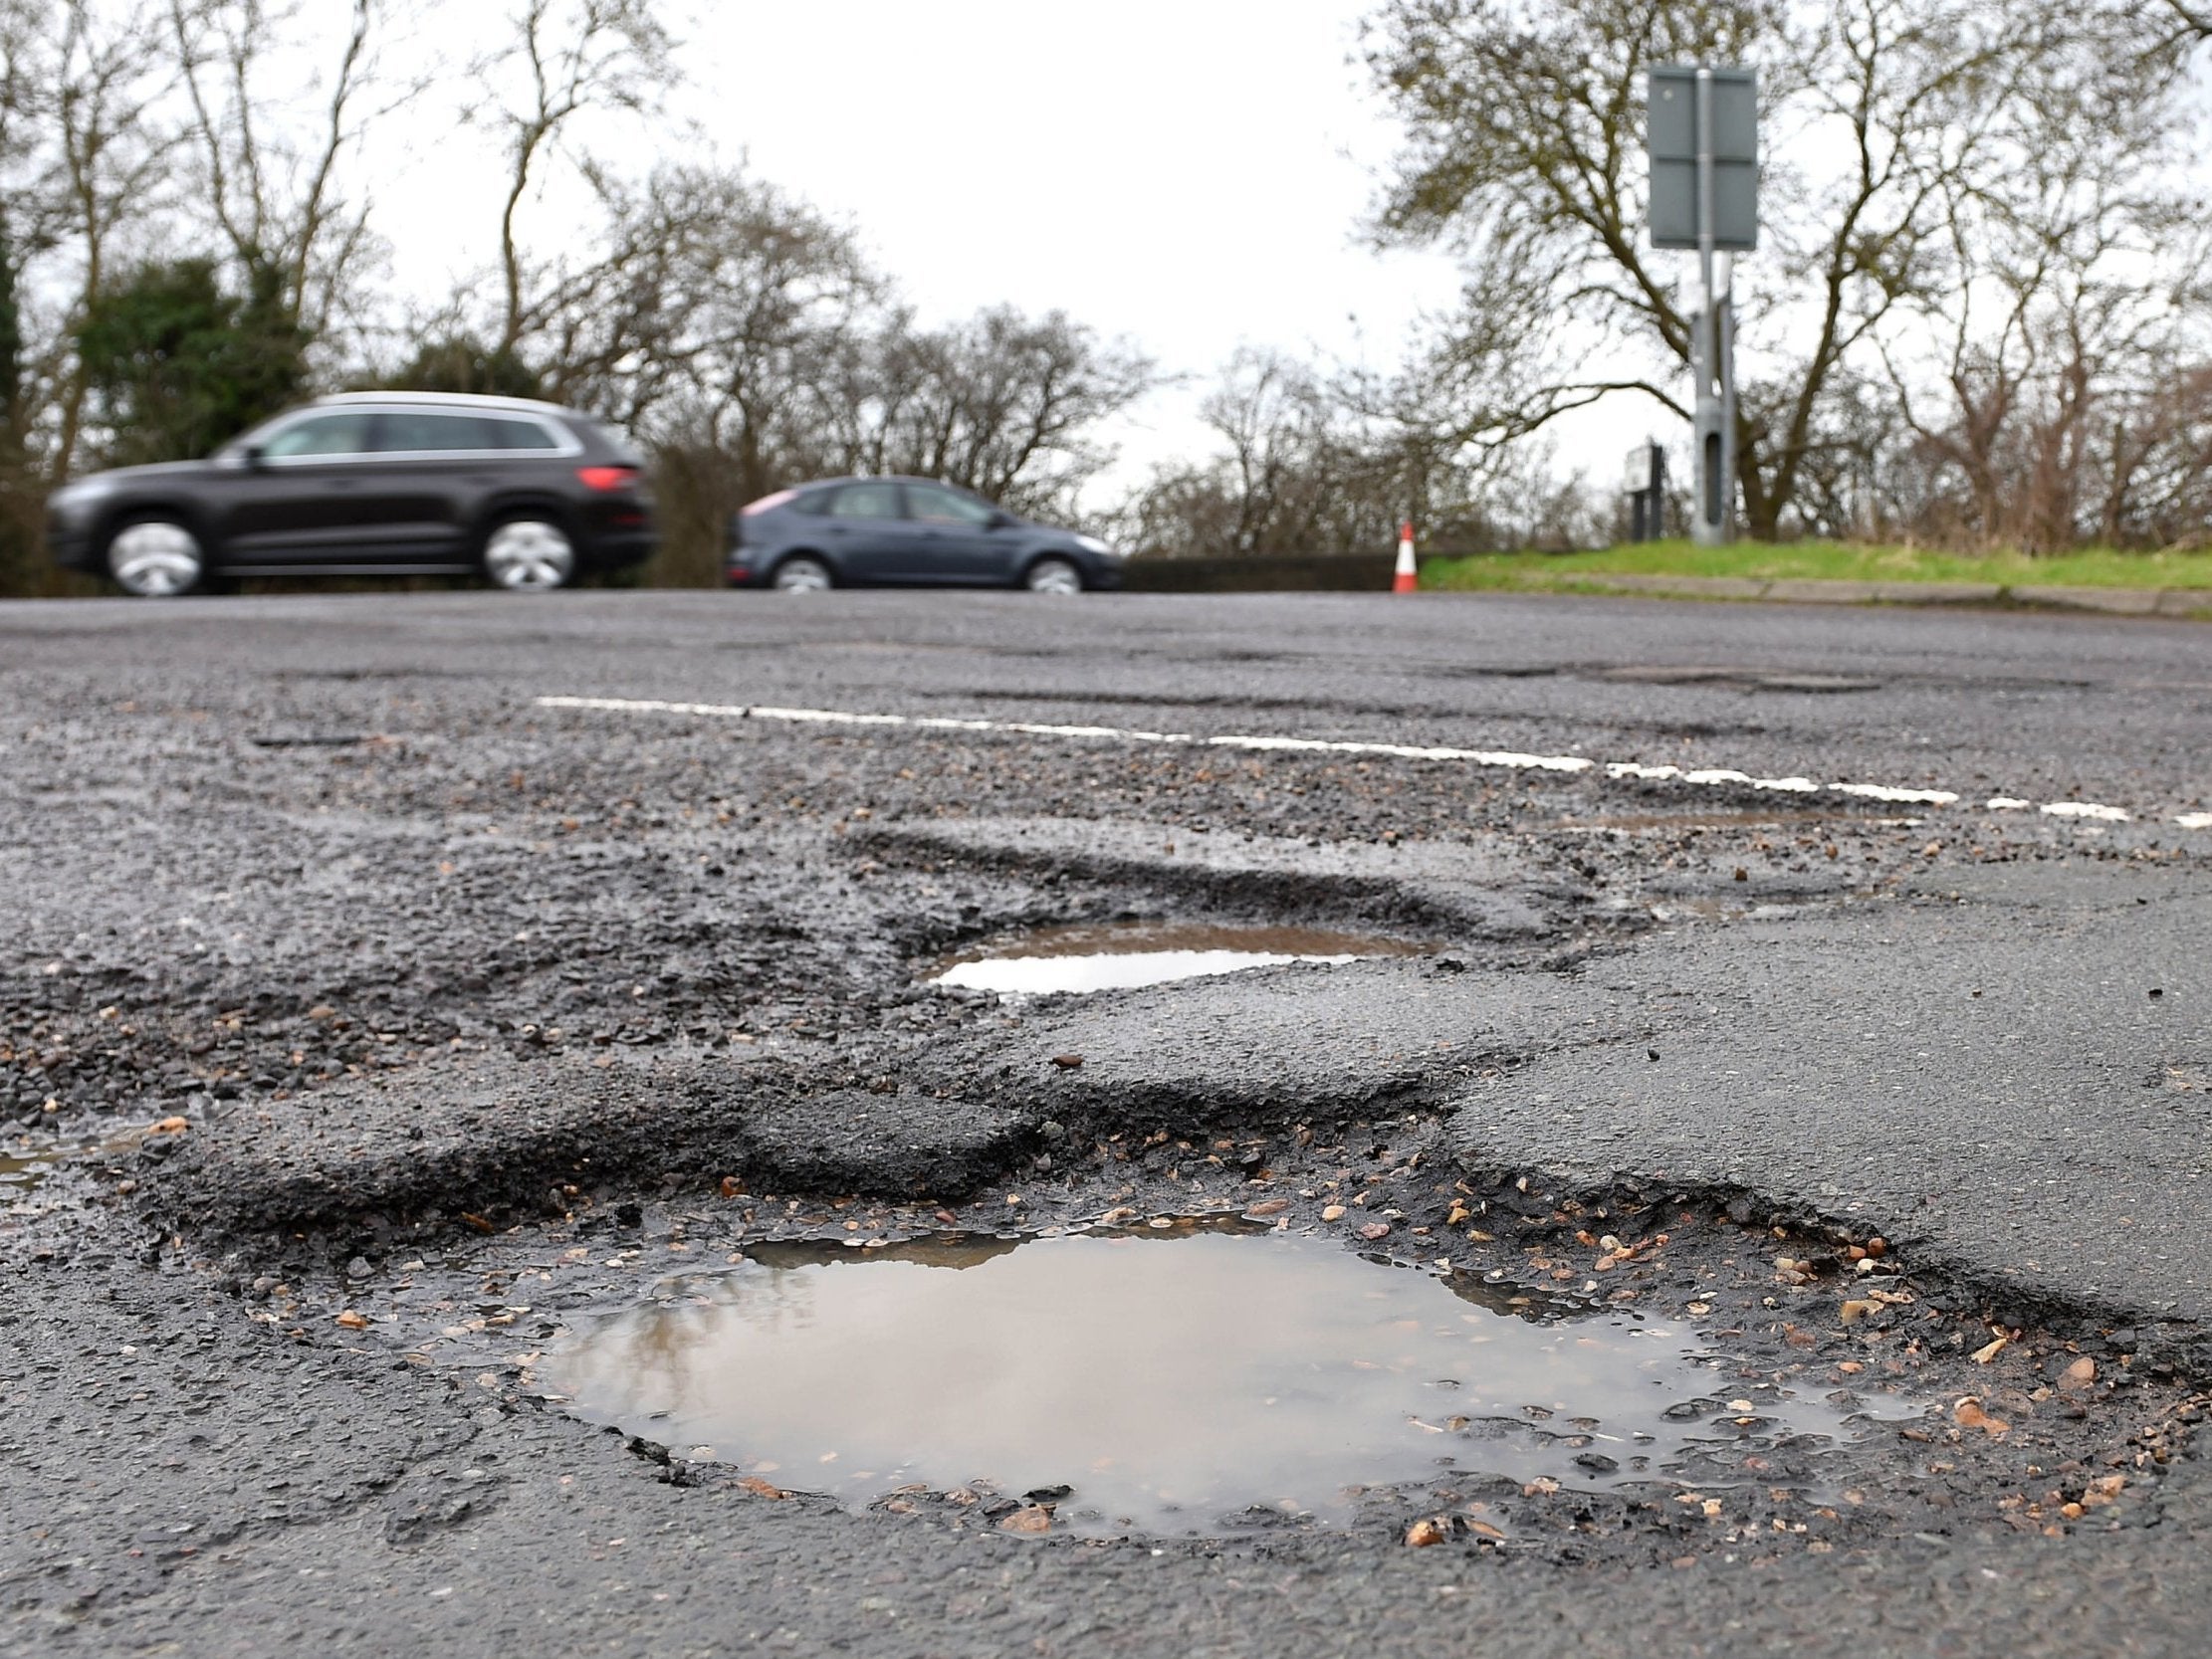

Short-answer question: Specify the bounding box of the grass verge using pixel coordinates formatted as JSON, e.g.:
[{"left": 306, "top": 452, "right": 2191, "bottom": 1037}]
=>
[{"left": 1421, "top": 539, "right": 2212, "bottom": 593}]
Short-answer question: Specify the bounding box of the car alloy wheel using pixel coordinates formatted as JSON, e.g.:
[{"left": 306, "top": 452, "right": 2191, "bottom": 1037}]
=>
[
  {"left": 772, "top": 555, "right": 833, "bottom": 593},
  {"left": 484, "top": 518, "right": 576, "bottom": 591},
  {"left": 1024, "top": 556, "right": 1082, "bottom": 595},
  {"left": 107, "top": 518, "right": 206, "bottom": 597}
]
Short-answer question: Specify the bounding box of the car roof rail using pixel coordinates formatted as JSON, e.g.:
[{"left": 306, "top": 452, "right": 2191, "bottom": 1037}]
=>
[{"left": 317, "top": 391, "right": 571, "bottom": 415}]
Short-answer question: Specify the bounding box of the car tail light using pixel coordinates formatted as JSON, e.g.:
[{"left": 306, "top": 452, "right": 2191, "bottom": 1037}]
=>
[
  {"left": 576, "top": 466, "right": 639, "bottom": 492},
  {"left": 740, "top": 489, "right": 796, "bottom": 517}
]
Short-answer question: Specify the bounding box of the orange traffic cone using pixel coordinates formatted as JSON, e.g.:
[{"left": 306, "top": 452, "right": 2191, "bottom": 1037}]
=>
[{"left": 1392, "top": 520, "right": 1418, "bottom": 593}]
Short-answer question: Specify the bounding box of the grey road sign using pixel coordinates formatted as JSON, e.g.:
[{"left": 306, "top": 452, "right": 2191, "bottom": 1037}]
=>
[
  {"left": 1648, "top": 66, "right": 1757, "bottom": 251},
  {"left": 1624, "top": 441, "right": 1667, "bottom": 542},
  {"left": 1648, "top": 65, "right": 1757, "bottom": 545}
]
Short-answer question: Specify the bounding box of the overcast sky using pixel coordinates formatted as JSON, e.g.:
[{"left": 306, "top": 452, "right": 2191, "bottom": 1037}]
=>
[{"left": 375, "top": 0, "right": 1655, "bottom": 513}]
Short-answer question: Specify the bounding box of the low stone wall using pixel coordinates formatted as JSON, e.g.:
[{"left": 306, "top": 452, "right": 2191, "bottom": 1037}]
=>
[{"left": 1121, "top": 552, "right": 1399, "bottom": 593}]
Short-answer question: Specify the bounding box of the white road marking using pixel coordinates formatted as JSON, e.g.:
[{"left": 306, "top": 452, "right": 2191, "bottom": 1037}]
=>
[
  {"left": 532, "top": 696, "right": 2192, "bottom": 829},
  {"left": 2041, "top": 801, "right": 2131, "bottom": 822},
  {"left": 1831, "top": 782, "right": 1961, "bottom": 806}
]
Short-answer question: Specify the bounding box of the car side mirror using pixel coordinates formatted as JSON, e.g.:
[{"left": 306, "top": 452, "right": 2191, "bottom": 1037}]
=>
[
  {"left": 988, "top": 510, "right": 1015, "bottom": 529},
  {"left": 243, "top": 444, "right": 268, "bottom": 471}
]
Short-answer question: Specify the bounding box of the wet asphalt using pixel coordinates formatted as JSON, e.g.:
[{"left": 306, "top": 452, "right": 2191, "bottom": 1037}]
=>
[{"left": 3, "top": 588, "right": 2209, "bottom": 1657}]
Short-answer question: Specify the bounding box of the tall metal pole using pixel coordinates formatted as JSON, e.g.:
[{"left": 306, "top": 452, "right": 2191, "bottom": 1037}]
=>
[
  {"left": 1716, "top": 250, "right": 1736, "bottom": 540},
  {"left": 1691, "top": 68, "right": 1725, "bottom": 545}
]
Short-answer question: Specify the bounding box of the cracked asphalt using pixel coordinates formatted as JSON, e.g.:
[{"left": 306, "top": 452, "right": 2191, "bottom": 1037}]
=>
[{"left": 3, "top": 589, "right": 2210, "bottom": 1657}]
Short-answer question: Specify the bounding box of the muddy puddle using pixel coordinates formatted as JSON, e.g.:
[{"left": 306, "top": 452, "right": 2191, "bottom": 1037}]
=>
[
  {"left": 931, "top": 922, "right": 1430, "bottom": 996},
  {"left": 0, "top": 1147, "right": 61, "bottom": 1195},
  {"left": 546, "top": 1226, "right": 1921, "bottom": 1537},
  {"left": 0, "top": 1136, "right": 103, "bottom": 1198},
  {"left": 3, "top": 1123, "right": 182, "bottom": 1202}
]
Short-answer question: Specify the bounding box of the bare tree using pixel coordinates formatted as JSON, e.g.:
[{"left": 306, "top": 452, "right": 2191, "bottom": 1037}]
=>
[
  {"left": 2156, "top": 1, "right": 2211, "bottom": 43},
  {"left": 34, "top": 2, "right": 180, "bottom": 476},
  {"left": 848, "top": 308, "right": 1154, "bottom": 516},
  {"left": 166, "top": 0, "right": 392, "bottom": 344},
  {"left": 481, "top": 0, "right": 676, "bottom": 362},
  {"left": 1202, "top": 349, "right": 1332, "bottom": 553},
  {"left": 1117, "top": 348, "right": 1602, "bottom": 559},
  {"left": 1361, "top": 0, "right": 2186, "bottom": 538},
  {"left": 516, "top": 161, "right": 875, "bottom": 582},
  {"left": 1871, "top": 29, "right": 2209, "bottom": 551}
]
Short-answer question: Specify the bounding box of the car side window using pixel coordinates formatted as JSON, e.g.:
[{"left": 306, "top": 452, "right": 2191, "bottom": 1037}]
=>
[
  {"left": 827, "top": 483, "right": 905, "bottom": 520},
  {"left": 483, "top": 417, "right": 561, "bottom": 451},
  {"left": 260, "top": 412, "right": 375, "bottom": 459},
  {"left": 907, "top": 485, "right": 996, "bottom": 526},
  {"left": 374, "top": 412, "right": 513, "bottom": 453}
]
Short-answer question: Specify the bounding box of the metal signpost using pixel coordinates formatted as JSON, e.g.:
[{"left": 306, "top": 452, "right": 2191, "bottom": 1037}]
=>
[
  {"left": 1623, "top": 441, "right": 1666, "bottom": 541},
  {"left": 1648, "top": 66, "right": 1757, "bottom": 545}
]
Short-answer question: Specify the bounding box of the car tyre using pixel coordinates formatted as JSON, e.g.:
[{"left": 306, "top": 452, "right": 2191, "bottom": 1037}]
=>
[
  {"left": 105, "top": 516, "right": 209, "bottom": 597},
  {"left": 482, "top": 515, "right": 577, "bottom": 592},
  {"left": 1023, "top": 555, "right": 1083, "bottom": 595},
  {"left": 772, "top": 554, "right": 834, "bottom": 593}
]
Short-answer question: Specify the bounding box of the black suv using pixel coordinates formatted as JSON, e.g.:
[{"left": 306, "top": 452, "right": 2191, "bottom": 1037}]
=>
[{"left": 46, "top": 393, "right": 657, "bottom": 595}]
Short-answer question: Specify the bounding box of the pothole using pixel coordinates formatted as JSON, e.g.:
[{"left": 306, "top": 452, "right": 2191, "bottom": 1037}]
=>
[
  {"left": 1, "top": 1147, "right": 63, "bottom": 1194},
  {"left": 930, "top": 922, "right": 1431, "bottom": 996},
  {"left": 542, "top": 1223, "right": 1923, "bottom": 1537},
  {"left": 3, "top": 1122, "right": 186, "bottom": 1204},
  {"left": 1, "top": 1134, "right": 112, "bottom": 1199}
]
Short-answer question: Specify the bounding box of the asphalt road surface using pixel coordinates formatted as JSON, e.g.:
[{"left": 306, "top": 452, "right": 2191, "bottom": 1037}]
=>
[{"left": 3, "top": 589, "right": 2208, "bottom": 1658}]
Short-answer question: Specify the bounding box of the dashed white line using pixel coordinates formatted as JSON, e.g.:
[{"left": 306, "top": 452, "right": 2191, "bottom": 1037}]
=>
[
  {"left": 1831, "top": 782, "right": 1962, "bottom": 806},
  {"left": 532, "top": 696, "right": 2194, "bottom": 830},
  {"left": 2040, "top": 801, "right": 2131, "bottom": 822}
]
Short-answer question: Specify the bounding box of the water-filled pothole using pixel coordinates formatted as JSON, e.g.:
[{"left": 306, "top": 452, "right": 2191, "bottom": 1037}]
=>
[
  {"left": 0, "top": 1135, "right": 108, "bottom": 1198},
  {"left": 546, "top": 1225, "right": 1920, "bottom": 1536},
  {"left": 0, "top": 1148, "right": 60, "bottom": 1194},
  {"left": 3, "top": 1123, "right": 184, "bottom": 1203},
  {"left": 931, "top": 922, "right": 1430, "bottom": 996}
]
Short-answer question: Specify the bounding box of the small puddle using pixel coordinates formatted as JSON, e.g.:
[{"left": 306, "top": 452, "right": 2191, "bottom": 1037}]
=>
[
  {"left": 0, "top": 1135, "right": 104, "bottom": 1196},
  {"left": 3, "top": 1124, "right": 179, "bottom": 1200},
  {"left": 0, "top": 1149, "right": 61, "bottom": 1194},
  {"left": 931, "top": 922, "right": 1429, "bottom": 996},
  {"left": 546, "top": 1227, "right": 1918, "bottom": 1536}
]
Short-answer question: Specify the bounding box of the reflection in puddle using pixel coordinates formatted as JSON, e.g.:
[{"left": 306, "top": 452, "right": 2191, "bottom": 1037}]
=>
[
  {"left": 0, "top": 1136, "right": 98, "bottom": 1197},
  {"left": 3, "top": 1124, "right": 178, "bottom": 1201},
  {"left": 0, "top": 1150, "right": 60, "bottom": 1193},
  {"left": 548, "top": 1228, "right": 1918, "bottom": 1536},
  {"left": 931, "top": 922, "right": 1430, "bottom": 996}
]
